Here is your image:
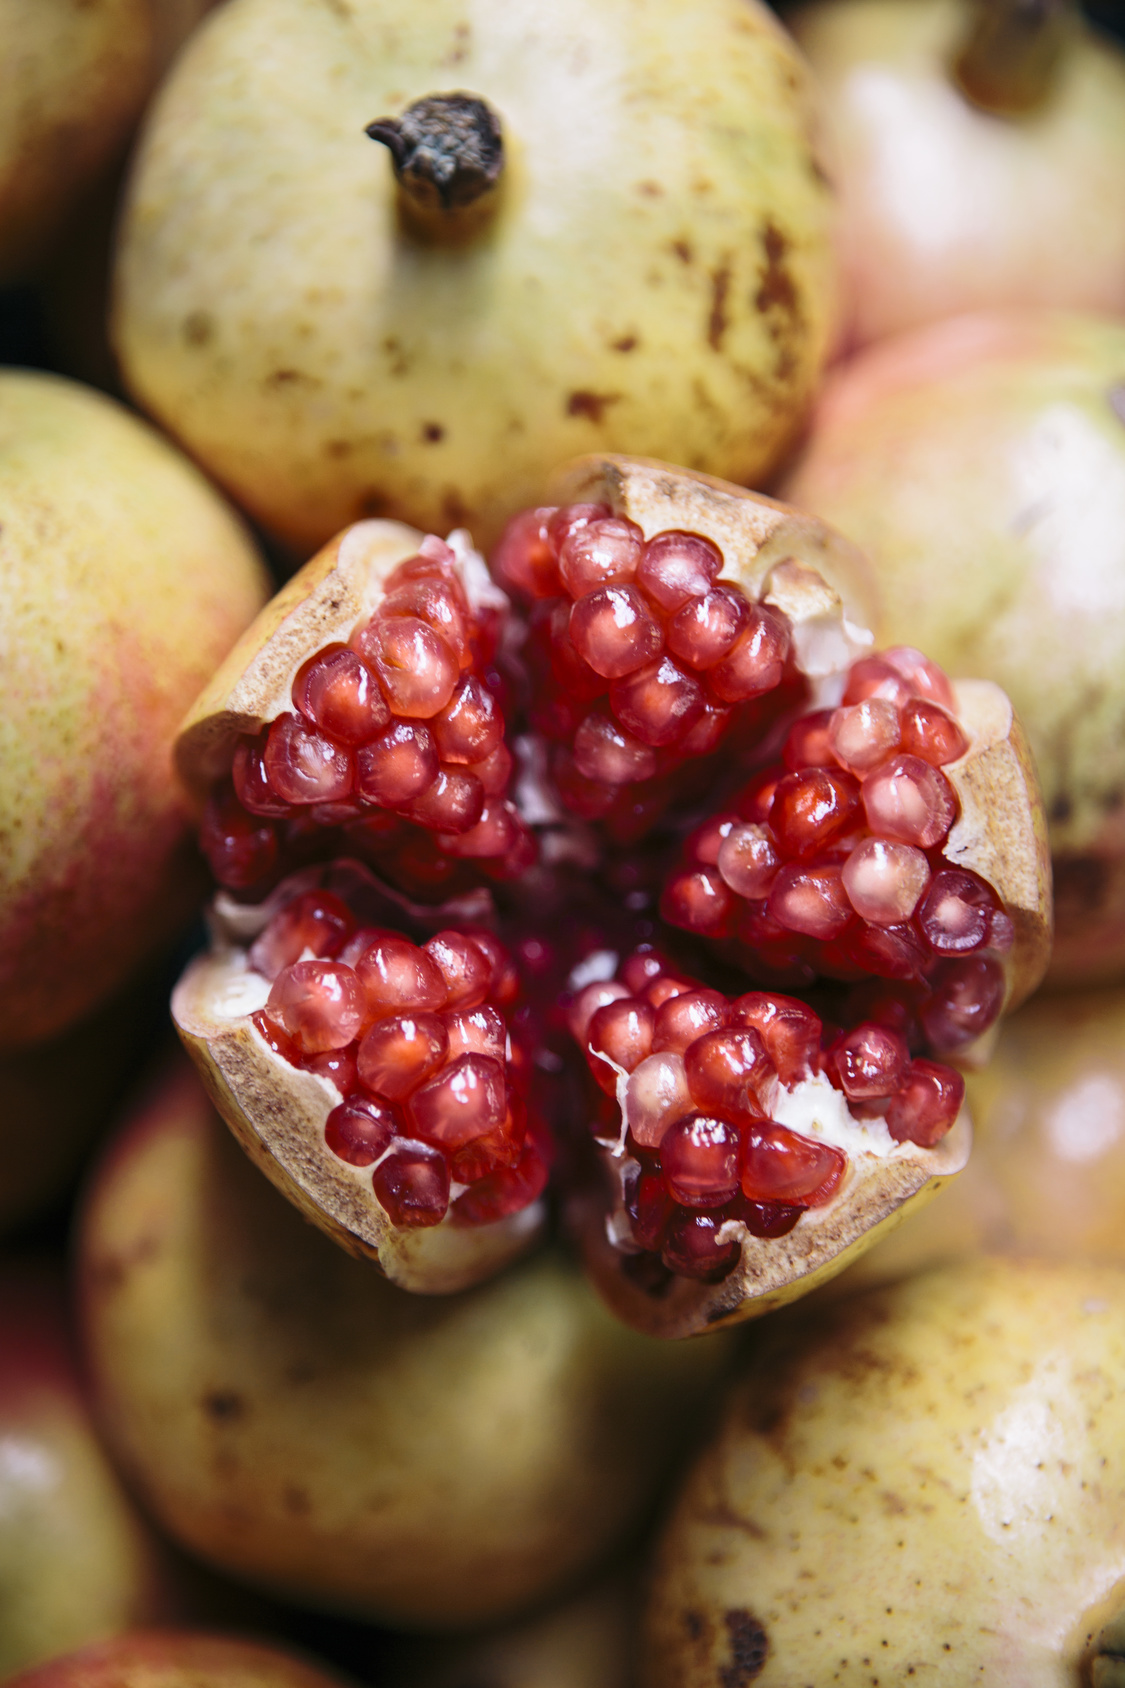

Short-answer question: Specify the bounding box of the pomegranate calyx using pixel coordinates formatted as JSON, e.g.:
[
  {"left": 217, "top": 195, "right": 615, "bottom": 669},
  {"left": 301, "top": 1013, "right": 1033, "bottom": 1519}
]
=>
[
  {"left": 952, "top": 0, "right": 1073, "bottom": 117},
  {"left": 366, "top": 93, "right": 505, "bottom": 242}
]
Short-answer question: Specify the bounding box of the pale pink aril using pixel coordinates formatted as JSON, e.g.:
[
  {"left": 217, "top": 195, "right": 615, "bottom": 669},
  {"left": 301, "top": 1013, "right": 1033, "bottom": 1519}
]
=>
[
  {"left": 861, "top": 755, "right": 958, "bottom": 848},
  {"left": 431, "top": 674, "right": 503, "bottom": 764},
  {"left": 265, "top": 959, "right": 367, "bottom": 1054},
  {"left": 900, "top": 698, "right": 968, "bottom": 766},
  {"left": 653, "top": 988, "right": 728, "bottom": 1054},
  {"left": 569, "top": 584, "right": 663, "bottom": 679},
  {"left": 717, "top": 822, "right": 781, "bottom": 899},
  {"left": 624, "top": 1051, "right": 694, "bottom": 1148},
  {"left": 444, "top": 1004, "right": 505, "bottom": 1062},
  {"left": 423, "top": 931, "right": 491, "bottom": 1009},
  {"left": 609, "top": 656, "right": 705, "bottom": 747},
  {"left": 356, "top": 936, "right": 446, "bottom": 1019},
  {"left": 357, "top": 1011, "right": 448, "bottom": 1101},
  {"left": 558, "top": 515, "right": 644, "bottom": 597},
  {"left": 409, "top": 769, "right": 485, "bottom": 834},
  {"left": 573, "top": 710, "right": 657, "bottom": 785},
  {"left": 263, "top": 714, "right": 353, "bottom": 804},
  {"left": 707, "top": 605, "right": 790, "bottom": 703},
  {"left": 587, "top": 996, "right": 656, "bottom": 1090},
  {"left": 358, "top": 613, "right": 458, "bottom": 717},
  {"left": 666, "top": 584, "right": 748, "bottom": 669},
  {"left": 768, "top": 862, "right": 853, "bottom": 939},
  {"left": 408, "top": 1053, "right": 508, "bottom": 1150},
  {"left": 355, "top": 720, "right": 439, "bottom": 806},
  {"left": 881, "top": 646, "right": 956, "bottom": 711},
  {"left": 842, "top": 837, "right": 931, "bottom": 925},
  {"left": 828, "top": 696, "right": 901, "bottom": 772},
  {"left": 636, "top": 530, "right": 723, "bottom": 611},
  {"left": 249, "top": 888, "right": 356, "bottom": 980},
  {"left": 292, "top": 644, "right": 390, "bottom": 746},
  {"left": 917, "top": 869, "right": 1000, "bottom": 954}
]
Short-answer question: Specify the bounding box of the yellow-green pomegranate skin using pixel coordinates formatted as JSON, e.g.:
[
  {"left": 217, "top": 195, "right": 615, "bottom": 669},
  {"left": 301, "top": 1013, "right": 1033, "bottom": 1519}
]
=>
[
  {"left": 643, "top": 1258, "right": 1125, "bottom": 1687},
  {"left": 0, "top": 371, "right": 269, "bottom": 1050},
  {"left": 79, "top": 1059, "right": 733, "bottom": 1630},
  {"left": 781, "top": 309, "right": 1125, "bottom": 985},
  {"left": 113, "top": 0, "right": 836, "bottom": 554}
]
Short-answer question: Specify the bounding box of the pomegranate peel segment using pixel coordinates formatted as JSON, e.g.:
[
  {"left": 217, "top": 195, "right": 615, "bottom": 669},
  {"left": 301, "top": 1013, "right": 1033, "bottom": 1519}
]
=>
[{"left": 171, "top": 865, "right": 546, "bottom": 1294}]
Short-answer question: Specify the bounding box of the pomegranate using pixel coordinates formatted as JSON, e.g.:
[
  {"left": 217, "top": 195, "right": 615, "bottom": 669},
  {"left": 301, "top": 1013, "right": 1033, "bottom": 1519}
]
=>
[
  {"left": 0, "top": 1265, "right": 179, "bottom": 1673},
  {"left": 781, "top": 310, "right": 1125, "bottom": 985},
  {"left": 0, "top": 370, "right": 269, "bottom": 1050},
  {"left": 789, "top": 0, "right": 1125, "bottom": 351},
  {"left": 4, "top": 1633, "right": 354, "bottom": 1688},
  {"left": 112, "top": 0, "right": 835, "bottom": 555},
  {"left": 642, "top": 1259, "right": 1125, "bottom": 1685},
  {"left": 78, "top": 1057, "right": 734, "bottom": 1627}
]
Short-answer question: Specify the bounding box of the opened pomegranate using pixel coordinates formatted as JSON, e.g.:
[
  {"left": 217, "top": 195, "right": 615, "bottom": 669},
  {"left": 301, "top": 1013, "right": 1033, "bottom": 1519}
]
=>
[{"left": 175, "top": 454, "right": 1049, "bottom": 1317}]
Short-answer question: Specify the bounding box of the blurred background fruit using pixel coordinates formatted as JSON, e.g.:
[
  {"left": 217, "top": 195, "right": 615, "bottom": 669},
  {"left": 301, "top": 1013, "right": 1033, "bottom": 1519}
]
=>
[{"left": 5, "top": 1631, "right": 359, "bottom": 1688}]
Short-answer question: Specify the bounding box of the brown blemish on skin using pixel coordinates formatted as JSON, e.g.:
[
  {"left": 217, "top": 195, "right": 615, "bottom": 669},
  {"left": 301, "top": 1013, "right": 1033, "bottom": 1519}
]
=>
[
  {"left": 358, "top": 486, "right": 390, "bottom": 517},
  {"left": 755, "top": 224, "right": 798, "bottom": 318},
  {"left": 567, "top": 391, "right": 621, "bottom": 424},
  {"left": 442, "top": 488, "right": 470, "bottom": 527},
  {"left": 283, "top": 1484, "right": 311, "bottom": 1515},
  {"left": 697, "top": 1500, "right": 767, "bottom": 1539},
  {"left": 671, "top": 239, "right": 694, "bottom": 264},
  {"left": 182, "top": 311, "right": 213, "bottom": 347},
  {"left": 383, "top": 336, "right": 410, "bottom": 377},
  {"left": 685, "top": 1611, "right": 705, "bottom": 1641},
  {"left": 202, "top": 1389, "right": 246, "bottom": 1422},
  {"left": 708, "top": 262, "right": 732, "bottom": 352},
  {"left": 721, "top": 1610, "right": 769, "bottom": 1685},
  {"left": 89, "top": 1234, "right": 159, "bottom": 1293},
  {"left": 265, "top": 369, "right": 320, "bottom": 390},
  {"left": 324, "top": 439, "right": 352, "bottom": 460},
  {"left": 441, "top": 21, "right": 470, "bottom": 66},
  {"left": 421, "top": 422, "right": 445, "bottom": 443},
  {"left": 612, "top": 334, "right": 638, "bottom": 353},
  {"left": 636, "top": 180, "right": 664, "bottom": 197}
]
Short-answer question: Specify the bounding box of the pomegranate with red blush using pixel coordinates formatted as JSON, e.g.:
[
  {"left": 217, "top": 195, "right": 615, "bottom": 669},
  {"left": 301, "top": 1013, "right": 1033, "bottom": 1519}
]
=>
[
  {"left": 788, "top": 0, "right": 1125, "bottom": 351},
  {"left": 781, "top": 310, "right": 1125, "bottom": 985},
  {"left": 4, "top": 1632, "right": 354, "bottom": 1688}
]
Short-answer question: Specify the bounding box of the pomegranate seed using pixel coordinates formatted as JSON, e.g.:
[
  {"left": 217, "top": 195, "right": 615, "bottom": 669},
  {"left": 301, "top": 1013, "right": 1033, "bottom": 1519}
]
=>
[
  {"left": 842, "top": 656, "right": 915, "bottom": 710},
  {"left": 636, "top": 530, "right": 723, "bottom": 612},
  {"left": 737, "top": 768, "right": 784, "bottom": 823},
  {"left": 848, "top": 920, "right": 928, "bottom": 980},
  {"left": 423, "top": 931, "right": 490, "bottom": 1008},
  {"left": 689, "top": 816, "right": 735, "bottom": 867},
  {"left": 621, "top": 951, "right": 668, "bottom": 993},
  {"left": 653, "top": 988, "right": 728, "bottom": 1054},
  {"left": 828, "top": 697, "right": 901, "bottom": 773},
  {"left": 660, "top": 1211, "right": 740, "bottom": 1281},
  {"left": 770, "top": 768, "right": 861, "bottom": 858},
  {"left": 917, "top": 869, "right": 1001, "bottom": 955},
  {"left": 741, "top": 1121, "right": 846, "bottom": 1205},
  {"left": 264, "top": 713, "right": 353, "bottom": 805},
  {"left": 266, "top": 959, "right": 367, "bottom": 1053},
  {"left": 431, "top": 674, "right": 504, "bottom": 765},
  {"left": 609, "top": 656, "right": 706, "bottom": 748},
  {"left": 467, "top": 741, "right": 512, "bottom": 795},
  {"left": 292, "top": 644, "right": 390, "bottom": 746},
  {"left": 881, "top": 646, "right": 956, "bottom": 710},
  {"left": 732, "top": 994, "right": 820, "bottom": 1085},
  {"left": 782, "top": 710, "right": 836, "bottom": 771},
  {"left": 920, "top": 955, "right": 1006, "bottom": 1049},
  {"left": 233, "top": 733, "right": 293, "bottom": 816},
  {"left": 588, "top": 997, "right": 655, "bottom": 1090},
  {"left": 547, "top": 602, "right": 611, "bottom": 701},
  {"left": 302, "top": 1045, "right": 358, "bottom": 1093},
  {"left": 372, "top": 1139, "right": 450, "bottom": 1227},
  {"left": 677, "top": 702, "right": 731, "bottom": 756},
  {"left": 730, "top": 1194, "right": 803, "bottom": 1238},
  {"left": 828, "top": 1022, "right": 910, "bottom": 1099},
  {"left": 558, "top": 515, "right": 644, "bottom": 597},
  {"left": 708, "top": 604, "right": 790, "bottom": 703},
  {"left": 356, "top": 935, "right": 446, "bottom": 1019},
  {"left": 357, "top": 1011, "right": 448, "bottom": 1101},
  {"left": 862, "top": 755, "right": 958, "bottom": 848},
  {"left": 568, "top": 979, "right": 630, "bottom": 1044},
  {"left": 325, "top": 1095, "right": 396, "bottom": 1166},
  {"left": 666, "top": 583, "right": 748, "bottom": 669},
  {"left": 463, "top": 930, "right": 518, "bottom": 1004},
  {"left": 900, "top": 699, "right": 968, "bottom": 765},
  {"left": 624, "top": 1051, "right": 695, "bottom": 1148},
  {"left": 492, "top": 506, "right": 560, "bottom": 599},
  {"left": 716, "top": 822, "right": 781, "bottom": 899},
  {"left": 626, "top": 1167, "right": 675, "bottom": 1249},
  {"left": 768, "top": 862, "right": 853, "bottom": 940},
  {"left": 645, "top": 973, "right": 692, "bottom": 1009},
  {"left": 439, "top": 799, "right": 523, "bottom": 859},
  {"left": 200, "top": 787, "right": 277, "bottom": 888},
  {"left": 444, "top": 1004, "right": 505, "bottom": 1062},
  {"left": 408, "top": 1053, "right": 507, "bottom": 1150},
  {"left": 409, "top": 769, "right": 485, "bottom": 833},
  {"left": 661, "top": 1114, "right": 742, "bottom": 1207},
  {"left": 548, "top": 501, "right": 611, "bottom": 554},
  {"left": 842, "top": 837, "right": 931, "bottom": 926},
  {"left": 249, "top": 889, "right": 356, "bottom": 980},
  {"left": 355, "top": 720, "right": 439, "bottom": 807},
  {"left": 452, "top": 1130, "right": 550, "bottom": 1224},
  {"left": 886, "top": 1060, "right": 964, "bottom": 1146},
  {"left": 573, "top": 709, "right": 658, "bottom": 785},
  {"left": 684, "top": 1027, "right": 770, "bottom": 1119},
  {"left": 661, "top": 867, "right": 737, "bottom": 937},
  {"left": 357, "top": 613, "right": 458, "bottom": 717},
  {"left": 569, "top": 584, "right": 663, "bottom": 679},
  {"left": 380, "top": 574, "right": 472, "bottom": 671}
]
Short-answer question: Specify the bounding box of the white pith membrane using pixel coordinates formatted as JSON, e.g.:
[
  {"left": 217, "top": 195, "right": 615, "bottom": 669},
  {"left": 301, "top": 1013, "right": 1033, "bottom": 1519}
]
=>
[{"left": 171, "top": 859, "right": 548, "bottom": 1295}]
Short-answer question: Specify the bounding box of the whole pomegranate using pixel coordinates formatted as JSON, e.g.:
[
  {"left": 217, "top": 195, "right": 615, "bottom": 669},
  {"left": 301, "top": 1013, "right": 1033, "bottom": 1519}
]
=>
[
  {"left": 788, "top": 0, "right": 1125, "bottom": 350},
  {"left": 5, "top": 1633, "right": 354, "bottom": 1688},
  {"left": 643, "top": 1257, "right": 1125, "bottom": 1685},
  {"left": 0, "top": 1265, "right": 178, "bottom": 1673},
  {"left": 112, "top": 0, "right": 836, "bottom": 554},
  {"left": 78, "top": 1057, "right": 734, "bottom": 1628},
  {"left": 0, "top": 370, "right": 269, "bottom": 1049},
  {"left": 782, "top": 310, "right": 1125, "bottom": 985},
  {"left": 169, "top": 455, "right": 1050, "bottom": 1327}
]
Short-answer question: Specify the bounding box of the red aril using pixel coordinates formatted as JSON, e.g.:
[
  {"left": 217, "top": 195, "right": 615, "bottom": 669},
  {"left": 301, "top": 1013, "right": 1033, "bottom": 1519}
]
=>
[{"left": 741, "top": 1121, "right": 846, "bottom": 1205}]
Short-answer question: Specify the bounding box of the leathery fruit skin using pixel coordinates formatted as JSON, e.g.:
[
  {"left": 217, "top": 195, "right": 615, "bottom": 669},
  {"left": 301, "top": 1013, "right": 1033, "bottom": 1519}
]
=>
[
  {"left": 0, "top": 371, "right": 269, "bottom": 1050},
  {"left": 642, "top": 1258, "right": 1125, "bottom": 1687},
  {"left": 78, "top": 1057, "right": 734, "bottom": 1629},
  {"left": 112, "top": 0, "right": 836, "bottom": 555},
  {"left": 4, "top": 1632, "right": 356, "bottom": 1688},
  {"left": 781, "top": 309, "right": 1125, "bottom": 986},
  {"left": 0, "top": 1265, "right": 178, "bottom": 1674},
  {"left": 843, "top": 983, "right": 1125, "bottom": 1291}
]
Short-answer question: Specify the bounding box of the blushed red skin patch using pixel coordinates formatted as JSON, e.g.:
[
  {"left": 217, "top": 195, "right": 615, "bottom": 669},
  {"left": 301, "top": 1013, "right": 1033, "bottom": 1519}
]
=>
[{"left": 4, "top": 1631, "right": 353, "bottom": 1688}]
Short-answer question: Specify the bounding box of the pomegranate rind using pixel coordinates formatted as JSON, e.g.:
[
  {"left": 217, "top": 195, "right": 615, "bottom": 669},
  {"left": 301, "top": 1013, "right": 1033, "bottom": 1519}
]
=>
[
  {"left": 171, "top": 870, "right": 544, "bottom": 1294},
  {"left": 571, "top": 1108, "right": 970, "bottom": 1339},
  {"left": 175, "top": 516, "right": 450, "bottom": 799},
  {"left": 551, "top": 455, "right": 880, "bottom": 680}
]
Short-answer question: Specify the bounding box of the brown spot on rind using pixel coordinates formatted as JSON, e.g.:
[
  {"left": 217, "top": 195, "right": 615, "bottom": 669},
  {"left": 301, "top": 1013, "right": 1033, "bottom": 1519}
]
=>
[
  {"left": 708, "top": 262, "right": 732, "bottom": 352},
  {"left": 202, "top": 1389, "right": 246, "bottom": 1422},
  {"left": 672, "top": 239, "right": 694, "bottom": 264},
  {"left": 182, "top": 311, "right": 213, "bottom": 347},
  {"left": 755, "top": 224, "right": 798, "bottom": 319},
  {"left": 421, "top": 421, "right": 445, "bottom": 443},
  {"left": 567, "top": 391, "right": 621, "bottom": 424},
  {"left": 612, "top": 334, "right": 638, "bottom": 353},
  {"left": 721, "top": 1610, "right": 769, "bottom": 1685}
]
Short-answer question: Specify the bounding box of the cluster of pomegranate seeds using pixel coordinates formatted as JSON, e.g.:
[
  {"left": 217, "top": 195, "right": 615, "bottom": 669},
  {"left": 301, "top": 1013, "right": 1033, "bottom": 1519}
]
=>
[
  {"left": 247, "top": 887, "right": 550, "bottom": 1229},
  {"left": 199, "top": 537, "right": 533, "bottom": 898},
  {"left": 568, "top": 951, "right": 965, "bottom": 1282},
  {"left": 662, "top": 647, "right": 1013, "bottom": 1054},
  {"left": 493, "top": 503, "right": 797, "bottom": 831}
]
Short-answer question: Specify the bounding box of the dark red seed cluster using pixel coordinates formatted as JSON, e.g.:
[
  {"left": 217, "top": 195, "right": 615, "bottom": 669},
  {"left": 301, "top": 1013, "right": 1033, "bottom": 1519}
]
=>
[
  {"left": 248, "top": 888, "right": 550, "bottom": 1230},
  {"left": 569, "top": 953, "right": 965, "bottom": 1282},
  {"left": 493, "top": 503, "right": 794, "bottom": 828},
  {"left": 200, "top": 537, "right": 533, "bottom": 898},
  {"left": 662, "top": 647, "right": 1013, "bottom": 1053}
]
